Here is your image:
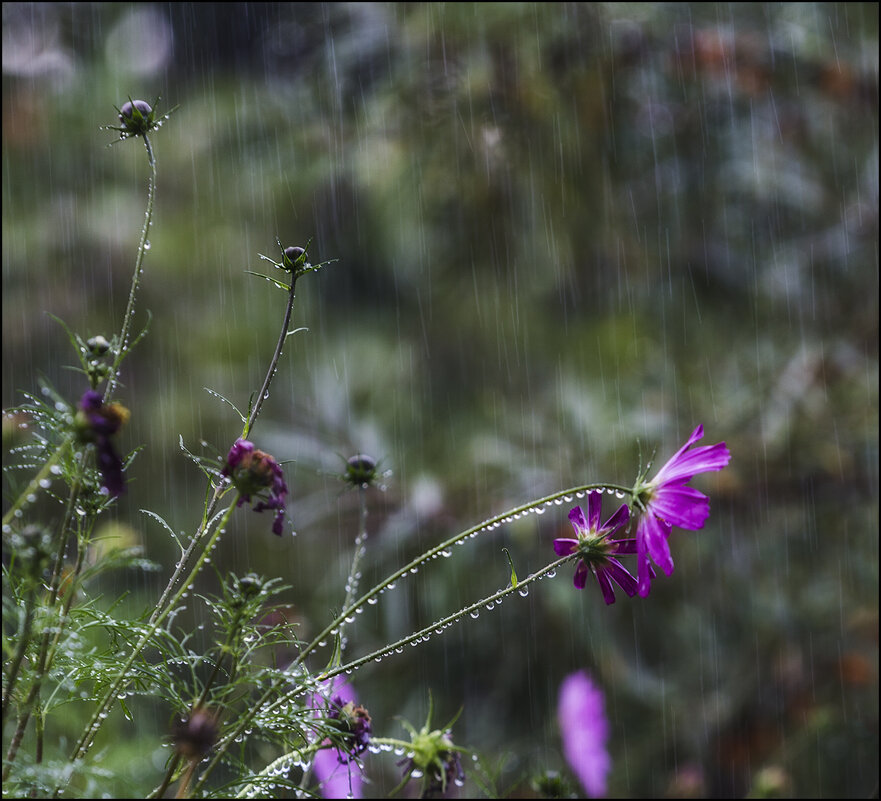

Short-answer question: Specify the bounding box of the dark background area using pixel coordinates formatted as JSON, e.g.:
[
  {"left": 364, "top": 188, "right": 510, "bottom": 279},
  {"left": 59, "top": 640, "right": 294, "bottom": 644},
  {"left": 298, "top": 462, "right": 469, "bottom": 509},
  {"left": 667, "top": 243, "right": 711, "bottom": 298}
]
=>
[{"left": 2, "top": 3, "right": 877, "bottom": 797}]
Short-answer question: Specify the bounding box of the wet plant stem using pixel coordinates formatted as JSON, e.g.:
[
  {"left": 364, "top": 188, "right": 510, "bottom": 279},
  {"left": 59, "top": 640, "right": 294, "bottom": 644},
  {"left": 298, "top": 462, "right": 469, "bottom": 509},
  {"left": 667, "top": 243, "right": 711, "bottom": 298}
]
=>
[
  {"left": 151, "top": 483, "right": 226, "bottom": 625},
  {"left": 106, "top": 133, "right": 155, "bottom": 403},
  {"left": 243, "top": 277, "right": 298, "bottom": 439},
  {"left": 294, "top": 482, "right": 632, "bottom": 673},
  {"left": 338, "top": 487, "right": 369, "bottom": 652},
  {"left": 60, "top": 497, "right": 239, "bottom": 787},
  {"left": 278, "top": 553, "right": 577, "bottom": 707},
  {"left": 193, "top": 482, "right": 628, "bottom": 792},
  {"left": 154, "top": 273, "right": 297, "bottom": 623}
]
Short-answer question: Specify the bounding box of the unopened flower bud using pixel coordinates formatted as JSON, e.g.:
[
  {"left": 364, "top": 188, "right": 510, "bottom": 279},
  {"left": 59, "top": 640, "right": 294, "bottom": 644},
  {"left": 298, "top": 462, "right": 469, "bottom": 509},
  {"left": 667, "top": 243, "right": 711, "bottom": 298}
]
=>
[
  {"left": 118, "top": 100, "right": 154, "bottom": 136},
  {"left": 344, "top": 454, "right": 377, "bottom": 488},
  {"left": 283, "top": 246, "right": 306, "bottom": 271},
  {"left": 86, "top": 335, "right": 111, "bottom": 356}
]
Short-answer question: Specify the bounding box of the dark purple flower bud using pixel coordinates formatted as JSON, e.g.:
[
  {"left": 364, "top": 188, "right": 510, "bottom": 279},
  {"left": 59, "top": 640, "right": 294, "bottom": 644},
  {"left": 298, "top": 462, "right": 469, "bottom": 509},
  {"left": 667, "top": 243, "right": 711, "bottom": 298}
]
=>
[
  {"left": 344, "top": 453, "right": 377, "bottom": 488},
  {"left": 283, "top": 246, "right": 306, "bottom": 271},
  {"left": 173, "top": 709, "right": 219, "bottom": 759},
  {"left": 118, "top": 99, "right": 154, "bottom": 135}
]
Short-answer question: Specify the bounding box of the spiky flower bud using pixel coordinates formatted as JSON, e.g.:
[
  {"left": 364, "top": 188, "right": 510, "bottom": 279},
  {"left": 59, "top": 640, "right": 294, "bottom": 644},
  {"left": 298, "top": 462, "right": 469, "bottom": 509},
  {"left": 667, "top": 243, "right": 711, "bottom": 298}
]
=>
[
  {"left": 344, "top": 453, "right": 378, "bottom": 488},
  {"left": 118, "top": 100, "right": 154, "bottom": 136},
  {"left": 282, "top": 246, "right": 307, "bottom": 271}
]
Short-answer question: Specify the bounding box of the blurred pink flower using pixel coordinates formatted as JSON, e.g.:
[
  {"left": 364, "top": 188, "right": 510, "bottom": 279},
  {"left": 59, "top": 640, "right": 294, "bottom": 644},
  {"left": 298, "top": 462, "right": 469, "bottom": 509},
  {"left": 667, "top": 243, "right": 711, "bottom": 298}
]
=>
[{"left": 557, "top": 670, "right": 610, "bottom": 797}]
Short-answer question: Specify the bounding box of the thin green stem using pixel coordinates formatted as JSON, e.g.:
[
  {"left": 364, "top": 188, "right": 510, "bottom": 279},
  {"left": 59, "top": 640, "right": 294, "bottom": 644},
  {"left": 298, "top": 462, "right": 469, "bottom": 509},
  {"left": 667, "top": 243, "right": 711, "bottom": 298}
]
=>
[
  {"left": 294, "top": 482, "right": 630, "bottom": 672},
  {"left": 338, "top": 488, "right": 369, "bottom": 652},
  {"left": 150, "top": 484, "right": 227, "bottom": 625},
  {"left": 152, "top": 753, "right": 183, "bottom": 801},
  {"left": 289, "top": 554, "right": 575, "bottom": 701},
  {"left": 243, "top": 277, "right": 298, "bottom": 439},
  {"left": 106, "top": 133, "right": 156, "bottom": 403},
  {"left": 1, "top": 586, "right": 34, "bottom": 725}
]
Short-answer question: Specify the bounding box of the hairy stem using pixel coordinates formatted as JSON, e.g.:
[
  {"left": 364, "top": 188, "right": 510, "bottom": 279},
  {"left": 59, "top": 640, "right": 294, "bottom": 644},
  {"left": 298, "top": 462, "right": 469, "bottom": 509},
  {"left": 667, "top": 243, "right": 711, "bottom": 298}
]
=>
[
  {"left": 338, "top": 487, "right": 369, "bottom": 653},
  {"left": 243, "top": 276, "right": 298, "bottom": 439},
  {"left": 106, "top": 133, "right": 156, "bottom": 403}
]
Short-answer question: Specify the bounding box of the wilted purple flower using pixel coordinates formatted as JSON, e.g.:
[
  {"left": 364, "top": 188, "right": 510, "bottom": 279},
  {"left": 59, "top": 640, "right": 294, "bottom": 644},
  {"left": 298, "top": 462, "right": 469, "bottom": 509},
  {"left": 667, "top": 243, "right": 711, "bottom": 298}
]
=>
[
  {"left": 558, "top": 670, "right": 610, "bottom": 798},
  {"left": 553, "top": 492, "right": 637, "bottom": 604},
  {"left": 632, "top": 424, "right": 731, "bottom": 596},
  {"left": 76, "top": 390, "right": 129, "bottom": 497},
  {"left": 221, "top": 438, "right": 288, "bottom": 535},
  {"left": 309, "top": 678, "right": 366, "bottom": 799}
]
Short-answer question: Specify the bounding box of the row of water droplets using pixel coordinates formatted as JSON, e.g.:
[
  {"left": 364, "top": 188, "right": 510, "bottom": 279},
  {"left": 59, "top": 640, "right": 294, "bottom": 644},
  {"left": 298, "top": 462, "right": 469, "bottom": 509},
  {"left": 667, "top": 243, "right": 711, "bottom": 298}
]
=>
[{"left": 315, "top": 487, "right": 623, "bottom": 671}]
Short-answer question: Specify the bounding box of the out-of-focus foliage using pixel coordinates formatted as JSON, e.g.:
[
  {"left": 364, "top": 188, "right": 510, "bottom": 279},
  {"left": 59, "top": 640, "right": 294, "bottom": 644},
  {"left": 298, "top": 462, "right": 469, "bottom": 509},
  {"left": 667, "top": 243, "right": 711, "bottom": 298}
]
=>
[{"left": 3, "top": 3, "right": 877, "bottom": 797}]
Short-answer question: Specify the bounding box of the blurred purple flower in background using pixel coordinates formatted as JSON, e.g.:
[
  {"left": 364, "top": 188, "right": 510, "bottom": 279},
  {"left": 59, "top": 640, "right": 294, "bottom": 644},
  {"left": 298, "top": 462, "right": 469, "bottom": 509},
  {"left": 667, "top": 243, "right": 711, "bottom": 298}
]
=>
[
  {"left": 557, "top": 670, "right": 610, "bottom": 798},
  {"left": 309, "top": 677, "right": 366, "bottom": 799},
  {"left": 632, "top": 424, "right": 731, "bottom": 596}
]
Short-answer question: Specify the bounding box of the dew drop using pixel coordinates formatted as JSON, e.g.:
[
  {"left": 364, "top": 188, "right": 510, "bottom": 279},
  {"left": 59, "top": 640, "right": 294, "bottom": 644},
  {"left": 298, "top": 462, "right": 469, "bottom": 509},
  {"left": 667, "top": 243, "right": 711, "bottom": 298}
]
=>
[{"left": 143, "top": 240, "right": 151, "bottom": 250}]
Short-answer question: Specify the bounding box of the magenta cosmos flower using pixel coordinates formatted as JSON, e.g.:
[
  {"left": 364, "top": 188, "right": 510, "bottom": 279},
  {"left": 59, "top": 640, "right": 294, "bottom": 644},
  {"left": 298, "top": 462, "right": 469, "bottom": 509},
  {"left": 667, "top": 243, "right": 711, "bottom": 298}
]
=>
[
  {"left": 553, "top": 492, "right": 637, "bottom": 604},
  {"left": 558, "top": 670, "right": 610, "bottom": 797},
  {"left": 632, "top": 424, "right": 730, "bottom": 597},
  {"left": 221, "top": 438, "right": 289, "bottom": 535}
]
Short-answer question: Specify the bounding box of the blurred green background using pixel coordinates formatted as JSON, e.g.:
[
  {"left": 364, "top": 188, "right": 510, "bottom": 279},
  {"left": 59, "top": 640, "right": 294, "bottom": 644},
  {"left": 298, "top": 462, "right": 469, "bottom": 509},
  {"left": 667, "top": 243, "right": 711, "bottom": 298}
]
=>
[{"left": 2, "top": 2, "right": 878, "bottom": 797}]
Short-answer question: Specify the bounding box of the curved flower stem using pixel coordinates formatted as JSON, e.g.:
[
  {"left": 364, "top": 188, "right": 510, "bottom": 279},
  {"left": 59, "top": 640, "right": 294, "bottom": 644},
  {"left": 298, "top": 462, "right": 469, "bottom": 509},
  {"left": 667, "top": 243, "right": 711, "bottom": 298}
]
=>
[
  {"left": 62, "top": 496, "right": 239, "bottom": 780},
  {"left": 291, "top": 553, "right": 576, "bottom": 699},
  {"left": 106, "top": 133, "right": 155, "bottom": 403},
  {"left": 194, "top": 483, "right": 627, "bottom": 792},
  {"left": 243, "top": 276, "right": 298, "bottom": 440},
  {"left": 294, "top": 482, "right": 632, "bottom": 672}
]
